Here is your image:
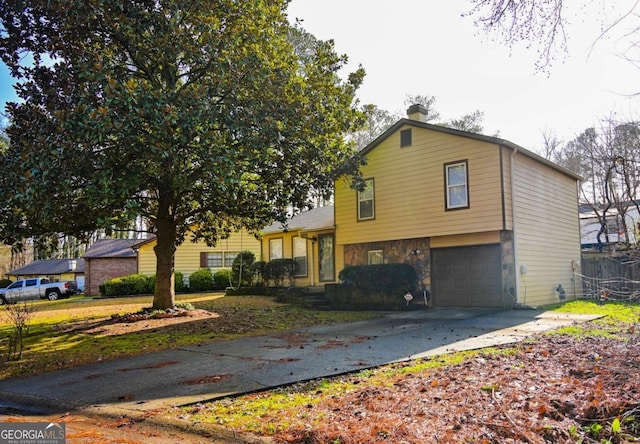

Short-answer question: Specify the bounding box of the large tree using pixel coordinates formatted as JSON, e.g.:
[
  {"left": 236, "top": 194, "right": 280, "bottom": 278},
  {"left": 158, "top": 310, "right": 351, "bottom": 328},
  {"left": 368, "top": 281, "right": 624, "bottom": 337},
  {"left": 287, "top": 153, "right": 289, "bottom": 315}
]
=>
[{"left": 0, "top": 0, "right": 365, "bottom": 309}]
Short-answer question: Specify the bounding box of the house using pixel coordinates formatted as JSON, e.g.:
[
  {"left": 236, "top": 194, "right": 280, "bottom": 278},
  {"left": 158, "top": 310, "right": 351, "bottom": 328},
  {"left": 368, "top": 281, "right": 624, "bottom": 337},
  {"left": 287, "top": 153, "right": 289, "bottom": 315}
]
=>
[
  {"left": 580, "top": 204, "right": 640, "bottom": 251},
  {"left": 136, "top": 229, "right": 261, "bottom": 287},
  {"left": 83, "top": 239, "right": 143, "bottom": 296},
  {"left": 261, "top": 206, "right": 339, "bottom": 286},
  {"left": 7, "top": 259, "right": 85, "bottom": 290},
  {"left": 330, "top": 104, "right": 582, "bottom": 308}
]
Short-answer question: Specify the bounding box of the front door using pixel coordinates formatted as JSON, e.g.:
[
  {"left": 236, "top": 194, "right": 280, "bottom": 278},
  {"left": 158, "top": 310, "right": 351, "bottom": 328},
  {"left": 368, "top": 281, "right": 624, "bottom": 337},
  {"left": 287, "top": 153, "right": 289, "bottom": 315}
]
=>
[{"left": 318, "top": 234, "right": 335, "bottom": 282}]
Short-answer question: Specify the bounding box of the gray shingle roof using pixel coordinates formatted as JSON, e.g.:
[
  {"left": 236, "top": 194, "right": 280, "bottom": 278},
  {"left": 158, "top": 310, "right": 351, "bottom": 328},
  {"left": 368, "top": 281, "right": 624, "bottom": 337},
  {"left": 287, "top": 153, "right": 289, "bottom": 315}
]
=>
[
  {"left": 83, "top": 239, "right": 145, "bottom": 258},
  {"left": 9, "top": 258, "right": 85, "bottom": 276},
  {"left": 262, "top": 206, "right": 334, "bottom": 234}
]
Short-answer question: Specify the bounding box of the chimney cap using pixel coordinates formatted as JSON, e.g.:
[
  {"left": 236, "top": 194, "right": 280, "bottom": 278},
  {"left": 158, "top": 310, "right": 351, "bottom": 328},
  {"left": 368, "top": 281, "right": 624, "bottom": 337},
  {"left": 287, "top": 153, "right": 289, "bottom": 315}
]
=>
[{"left": 407, "top": 104, "right": 429, "bottom": 122}]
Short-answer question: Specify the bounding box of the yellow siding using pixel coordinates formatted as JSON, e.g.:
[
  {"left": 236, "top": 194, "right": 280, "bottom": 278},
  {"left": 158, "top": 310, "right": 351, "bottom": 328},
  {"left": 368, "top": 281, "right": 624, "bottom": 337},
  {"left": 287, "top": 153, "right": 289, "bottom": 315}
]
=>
[
  {"left": 511, "top": 153, "right": 581, "bottom": 306},
  {"left": 335, "top": 126, "right": 505, "bottom": 246},
  {"left": 430, "top": 231, "right": 501, "bottom": 248},
  {"left": 137, "top": 229, "right": 261, "bottom": 283},
  {"left": 261, "top": 229, "right": 340, "bottom": 285}
]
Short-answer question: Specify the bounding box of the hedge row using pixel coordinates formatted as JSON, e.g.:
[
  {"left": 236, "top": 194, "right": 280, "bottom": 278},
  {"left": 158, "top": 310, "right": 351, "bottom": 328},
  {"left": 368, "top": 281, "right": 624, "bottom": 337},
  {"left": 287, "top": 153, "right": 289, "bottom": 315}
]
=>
[
  {"left": 100, "top": 272, "right": 185, "bottom": 297},
  {"left": 338, "top": 263, "right": 419, "bottom": 295}
]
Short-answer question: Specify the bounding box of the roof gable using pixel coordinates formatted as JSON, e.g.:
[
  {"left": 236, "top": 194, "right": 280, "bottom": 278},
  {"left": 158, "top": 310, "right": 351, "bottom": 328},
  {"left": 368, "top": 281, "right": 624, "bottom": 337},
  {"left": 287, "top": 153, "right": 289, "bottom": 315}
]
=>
[
  {"left": 9, "top": 258, "right": 85, "bottom": 276},
  {"left": 83, "top": 239, "right": 145, "bottom": 258},
  {"left": 362, "top": 119, "right": 582, "bottom": 181}
]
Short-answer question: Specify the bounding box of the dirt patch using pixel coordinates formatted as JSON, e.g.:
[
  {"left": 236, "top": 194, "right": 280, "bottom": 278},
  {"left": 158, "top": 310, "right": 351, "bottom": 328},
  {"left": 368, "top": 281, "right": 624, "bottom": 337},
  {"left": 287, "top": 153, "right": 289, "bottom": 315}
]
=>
[{"left": 84, "top": 309, "right": 218, "bottom": 336}]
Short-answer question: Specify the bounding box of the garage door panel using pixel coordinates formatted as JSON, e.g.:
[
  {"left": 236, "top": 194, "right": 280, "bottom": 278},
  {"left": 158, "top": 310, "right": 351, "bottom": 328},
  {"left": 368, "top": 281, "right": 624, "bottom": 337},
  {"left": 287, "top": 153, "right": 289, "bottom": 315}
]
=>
[{"left": 432, "top": 244, "right": 502, "bottom": 307}]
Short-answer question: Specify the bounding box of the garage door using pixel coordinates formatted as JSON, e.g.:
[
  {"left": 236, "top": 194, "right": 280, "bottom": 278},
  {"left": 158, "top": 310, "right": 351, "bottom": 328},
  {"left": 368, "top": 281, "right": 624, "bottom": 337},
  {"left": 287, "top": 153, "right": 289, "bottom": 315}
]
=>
[{"left": 431, "top": 244, "right": 502, "bottom": 307}]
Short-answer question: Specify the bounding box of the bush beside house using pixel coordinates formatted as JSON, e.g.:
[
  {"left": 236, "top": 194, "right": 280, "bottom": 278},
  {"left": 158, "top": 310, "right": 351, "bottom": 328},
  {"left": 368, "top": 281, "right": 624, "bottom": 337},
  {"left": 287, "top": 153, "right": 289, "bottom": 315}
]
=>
[
  {"left": 326, "top": 263, "right": 420, "bottom": 310},
  {"left": 100, "top": 271, "right": 185, "bottom": 297}
]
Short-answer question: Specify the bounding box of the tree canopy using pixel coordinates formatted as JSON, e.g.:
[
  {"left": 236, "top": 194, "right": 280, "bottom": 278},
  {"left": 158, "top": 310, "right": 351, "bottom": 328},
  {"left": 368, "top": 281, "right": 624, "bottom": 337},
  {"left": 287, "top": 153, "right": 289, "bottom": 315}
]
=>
[
  {"left": 0, "top": 0, "right": 365, "bottom": 309},
  {"left": 465, "top": 0, "right": 640, "bottom": 72}
]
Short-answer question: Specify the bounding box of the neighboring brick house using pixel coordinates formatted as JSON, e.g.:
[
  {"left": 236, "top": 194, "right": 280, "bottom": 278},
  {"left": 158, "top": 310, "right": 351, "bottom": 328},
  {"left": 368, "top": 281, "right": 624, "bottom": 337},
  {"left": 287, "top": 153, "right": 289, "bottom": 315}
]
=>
[{"left": 83, "top": 239, "right": 145, "bottom": 296}]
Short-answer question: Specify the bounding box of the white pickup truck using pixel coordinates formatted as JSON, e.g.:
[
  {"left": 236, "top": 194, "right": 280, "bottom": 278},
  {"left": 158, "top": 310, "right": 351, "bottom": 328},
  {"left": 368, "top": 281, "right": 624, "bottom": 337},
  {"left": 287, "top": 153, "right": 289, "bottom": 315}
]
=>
[{"left": 0, "top": 278, "right": 77, "bottom": 304}]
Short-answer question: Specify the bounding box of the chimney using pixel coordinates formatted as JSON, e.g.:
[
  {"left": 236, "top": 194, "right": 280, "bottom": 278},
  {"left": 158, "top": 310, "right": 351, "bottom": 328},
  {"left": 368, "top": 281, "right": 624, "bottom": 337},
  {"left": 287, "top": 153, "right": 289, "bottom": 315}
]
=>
[
  {"left": 68, "top": 259, "right": 77, "bottom": 271},
  {"left": 407, "top": 104, "right": 429, "bottom": 123}
]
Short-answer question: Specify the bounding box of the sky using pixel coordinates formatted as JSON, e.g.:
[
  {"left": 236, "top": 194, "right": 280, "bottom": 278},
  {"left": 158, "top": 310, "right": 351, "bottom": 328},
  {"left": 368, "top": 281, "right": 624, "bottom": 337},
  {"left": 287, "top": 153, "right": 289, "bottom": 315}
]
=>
[
  {"left": 286, "top": 1, "right": 640, "bottom": 153},
  {"left": 1, "top": 1, "right": 639, "bottom": 153}
]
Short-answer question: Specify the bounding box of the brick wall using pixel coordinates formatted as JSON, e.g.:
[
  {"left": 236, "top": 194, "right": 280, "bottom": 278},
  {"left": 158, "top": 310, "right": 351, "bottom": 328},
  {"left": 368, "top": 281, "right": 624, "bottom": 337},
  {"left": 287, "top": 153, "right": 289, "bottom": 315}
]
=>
[{"left": 84, "top": 257, "right": 137, "bottom": 296}]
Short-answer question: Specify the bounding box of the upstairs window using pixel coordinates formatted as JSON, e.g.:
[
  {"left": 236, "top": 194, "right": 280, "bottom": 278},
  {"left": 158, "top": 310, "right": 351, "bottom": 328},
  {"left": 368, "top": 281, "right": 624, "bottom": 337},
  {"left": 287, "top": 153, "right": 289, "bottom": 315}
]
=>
[
  {"left": 358, "top": 178, "right": 375, "bottom": 220},
  {"left": 445, "top": 160, "right": 469, "bottom": 210},
  {"left": 400, "top": 129, "right": 412, "bottom": 147}
]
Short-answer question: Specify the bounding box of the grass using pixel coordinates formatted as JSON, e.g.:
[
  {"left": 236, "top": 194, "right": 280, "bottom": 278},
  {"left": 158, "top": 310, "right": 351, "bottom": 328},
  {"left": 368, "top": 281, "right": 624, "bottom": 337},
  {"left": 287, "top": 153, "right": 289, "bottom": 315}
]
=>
[
  {"left": 0, "top": 293, "right": 380, "bottom": 379},
  {"left": 177, "top": 299, "right": 640, "bottom": 438}
]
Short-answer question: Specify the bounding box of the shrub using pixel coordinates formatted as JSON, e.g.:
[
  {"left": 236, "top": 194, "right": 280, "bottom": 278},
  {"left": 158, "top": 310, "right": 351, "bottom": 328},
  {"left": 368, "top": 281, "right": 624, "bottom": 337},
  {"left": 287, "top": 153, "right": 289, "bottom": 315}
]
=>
[
  {"left": 121, "top": 274, "right": 149, "bottom": 294},
  {"left": 264, "top": 258, "right": 297, "bottom": 287},
  {"left": 232, "top": 251, "right": 256, "bottom": 287},
  {"left": 339, "top": 263, "right": 419, "bottom": 296},
  {"left": 0, "top": 278, "right": 13, "bottom": 288},
  {"left": 214, "top": 269, "right": 232, "bottom": 289},
  {"left": 250, "top": 261, "right": 267, "bottom": 286},
  {"left": 145, "top": 275, "right": 156, "bottom": 293},
  {"left": 174, "top": 271, "right": 186, "bottom": 292},
  {"left": 188, "top": 268, "right": 213, "bottom": 291}
]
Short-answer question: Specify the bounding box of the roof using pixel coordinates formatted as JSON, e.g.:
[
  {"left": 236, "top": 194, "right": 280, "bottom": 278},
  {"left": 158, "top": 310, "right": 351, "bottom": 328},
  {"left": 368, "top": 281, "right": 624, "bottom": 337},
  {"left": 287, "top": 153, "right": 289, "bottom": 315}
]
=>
[
  {"left": 363, "top": 119, "right": 583, "bottom": 181},
  {"left": 262, "top": 206, "right": 334, "bottom": 234},
  {"left": 9, "top": 258, "right": 85, "bottom": 276},
  {"left": 83, "top": 238, "right": 146, "bottom": 259}
]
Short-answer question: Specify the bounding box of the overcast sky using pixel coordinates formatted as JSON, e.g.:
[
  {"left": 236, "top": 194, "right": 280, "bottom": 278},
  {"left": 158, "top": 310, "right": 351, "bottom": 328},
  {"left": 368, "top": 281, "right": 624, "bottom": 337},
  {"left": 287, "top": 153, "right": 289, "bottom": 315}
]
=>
[
  {"left": 287, "top": 1, "right": 640, "bottom": 153},
  {"left": 1, "top": 2, "right": 639, "bottom": 153}
]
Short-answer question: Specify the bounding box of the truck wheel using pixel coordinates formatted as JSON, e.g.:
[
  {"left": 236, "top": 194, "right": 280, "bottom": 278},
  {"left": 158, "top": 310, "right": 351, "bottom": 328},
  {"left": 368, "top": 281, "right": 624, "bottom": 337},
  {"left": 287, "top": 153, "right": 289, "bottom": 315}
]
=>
[
  {"left": 46, "top": 289, "right": 60, "bottom": 301},
  {"left": 0, "top": 296, "right": 6, "bottom": 305}
]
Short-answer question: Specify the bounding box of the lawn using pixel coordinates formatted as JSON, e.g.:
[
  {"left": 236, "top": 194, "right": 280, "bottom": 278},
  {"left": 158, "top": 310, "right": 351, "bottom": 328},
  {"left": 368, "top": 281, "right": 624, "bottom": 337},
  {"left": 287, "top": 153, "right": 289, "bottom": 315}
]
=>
[{"left": 0, "top": 293, "right": 380, "bottom": 379}]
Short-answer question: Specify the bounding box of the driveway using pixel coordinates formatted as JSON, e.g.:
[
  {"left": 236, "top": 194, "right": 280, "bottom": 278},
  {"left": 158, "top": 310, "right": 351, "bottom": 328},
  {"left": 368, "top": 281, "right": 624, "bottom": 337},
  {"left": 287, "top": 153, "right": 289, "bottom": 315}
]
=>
[{"left": 0, "top": 307, "right": 599, "bottom": 417}]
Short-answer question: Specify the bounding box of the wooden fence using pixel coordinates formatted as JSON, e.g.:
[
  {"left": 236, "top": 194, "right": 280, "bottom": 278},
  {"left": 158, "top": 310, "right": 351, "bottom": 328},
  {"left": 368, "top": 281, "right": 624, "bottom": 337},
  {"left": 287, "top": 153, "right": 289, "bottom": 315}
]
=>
[{"left": 579, "top": 253, "right": 640, "bottom": 301}]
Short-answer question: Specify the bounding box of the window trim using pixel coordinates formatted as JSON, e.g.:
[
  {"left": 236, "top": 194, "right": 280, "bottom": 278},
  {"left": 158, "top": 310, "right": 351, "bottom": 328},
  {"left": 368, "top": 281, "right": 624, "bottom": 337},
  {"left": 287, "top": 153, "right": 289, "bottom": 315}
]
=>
[
  {"left": 292, "top": 236, "right": 308, "bottom": 277},
  {"left": 368, "top": 250, "right": 384, "bottom": 265},
  {"left": 400, "top": 128, "right": 412, "bottom": 147},
  {"left": 357, "top": 178, "right": 375, "bottom": 221},
  {"left": 269, "top": 238, "right": 284, "bottom": 261},
  {"left": 444, "top": 160, "right": 470, "bottom": 210}
]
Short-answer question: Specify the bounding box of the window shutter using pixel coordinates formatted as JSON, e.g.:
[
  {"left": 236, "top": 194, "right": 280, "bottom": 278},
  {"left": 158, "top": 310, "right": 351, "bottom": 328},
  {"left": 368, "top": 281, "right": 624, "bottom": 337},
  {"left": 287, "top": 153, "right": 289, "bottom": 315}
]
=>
[{"left": 200, "top": 252, "right": 207, "bottom": 267}]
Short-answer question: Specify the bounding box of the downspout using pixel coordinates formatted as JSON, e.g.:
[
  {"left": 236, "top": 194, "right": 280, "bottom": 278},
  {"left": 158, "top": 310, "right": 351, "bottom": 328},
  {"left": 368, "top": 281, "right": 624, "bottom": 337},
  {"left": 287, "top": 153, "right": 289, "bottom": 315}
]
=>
[
  {"left": 507, "top": 144, "right": 521, "bottom": 305},
  {"left": 310, "top": 238, "right": 315, "bottom": 287}
]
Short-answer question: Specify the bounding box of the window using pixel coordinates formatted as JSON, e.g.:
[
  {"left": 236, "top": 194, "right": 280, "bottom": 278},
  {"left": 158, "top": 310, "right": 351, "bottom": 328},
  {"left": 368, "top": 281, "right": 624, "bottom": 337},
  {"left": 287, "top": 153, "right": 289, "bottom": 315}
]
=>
[
  {"left": 269, "top": 238, "right": 283, "bottom": 260},
  {"left": 293, "top": 237, "right": 308, "bottom": 277},
  {"left": 445, "top": 161, "right": 469, "bottom": 210},
  {"left": 204, "top": 252, "right": 223, "bottom": 267},
  {"left": 400, "top": 129, "right": 412, "bottom": 147},
  {"left": 358, "top": 178, "right": 375, "bottom": 220},
  {"left": 201, "top": 252, "right": 239, "bottom": 268},
  {"left": 25, "top": 279, "right": 38, "bottom": 287},
  {"left": 368, "top": 250, "right": 384, "bottom": 264},
  {"left": 224, "top": 252, "right": 239, "bottom": 266}
]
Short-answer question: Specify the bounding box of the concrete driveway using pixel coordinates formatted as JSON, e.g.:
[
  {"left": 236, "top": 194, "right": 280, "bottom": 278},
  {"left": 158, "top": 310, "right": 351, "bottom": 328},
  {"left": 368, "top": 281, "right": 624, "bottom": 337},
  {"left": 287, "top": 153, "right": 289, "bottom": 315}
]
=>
[{"left": 0, "top": 307, "right": 599, "bottom": 417}]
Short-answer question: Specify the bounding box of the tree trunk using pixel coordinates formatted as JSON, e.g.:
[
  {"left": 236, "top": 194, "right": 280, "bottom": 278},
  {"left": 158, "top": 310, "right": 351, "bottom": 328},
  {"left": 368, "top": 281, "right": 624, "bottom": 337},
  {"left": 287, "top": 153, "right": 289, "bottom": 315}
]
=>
[{"left": 153, "top": 201, "right": 177, "bottom": 310}]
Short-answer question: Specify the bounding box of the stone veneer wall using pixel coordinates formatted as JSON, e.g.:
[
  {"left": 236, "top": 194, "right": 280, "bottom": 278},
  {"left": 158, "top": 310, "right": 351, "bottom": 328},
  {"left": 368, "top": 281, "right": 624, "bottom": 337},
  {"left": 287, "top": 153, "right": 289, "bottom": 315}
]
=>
[
  {"left": 501, "top": 230, "right": 516, "bottom": 306},
  {"left": 343, "top": 238, "right": 431, "bottom": 291}
]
